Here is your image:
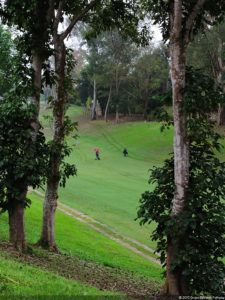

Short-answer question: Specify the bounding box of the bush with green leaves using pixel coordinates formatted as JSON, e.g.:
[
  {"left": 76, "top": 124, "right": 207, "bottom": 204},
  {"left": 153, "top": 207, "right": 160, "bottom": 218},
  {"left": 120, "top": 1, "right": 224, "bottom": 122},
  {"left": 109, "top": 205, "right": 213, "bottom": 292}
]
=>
[
  {"left": 0, "top": 98, "right": 49, "bottom": 213},
  {"left": 86, "top": 96, "right": 92, "bottom": 108},
  {"left": 137, "top": 67, "right": 225, "bottom": 295}
]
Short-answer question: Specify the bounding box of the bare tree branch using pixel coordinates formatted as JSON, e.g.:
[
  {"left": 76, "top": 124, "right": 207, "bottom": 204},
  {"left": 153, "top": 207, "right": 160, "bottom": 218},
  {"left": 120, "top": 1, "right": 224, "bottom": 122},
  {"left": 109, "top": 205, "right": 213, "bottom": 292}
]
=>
[
  {"left": 60, "top": 0, "right": 100, "bottom": 41},
  {"left": 184, "top": 0, "right": 207, "bottom": 44},
  {"left": 54, "top": 1, "right": 63, "bottom": 35},
  {"left": 47, "top": 0, "right": 55, "bottom": 23}
]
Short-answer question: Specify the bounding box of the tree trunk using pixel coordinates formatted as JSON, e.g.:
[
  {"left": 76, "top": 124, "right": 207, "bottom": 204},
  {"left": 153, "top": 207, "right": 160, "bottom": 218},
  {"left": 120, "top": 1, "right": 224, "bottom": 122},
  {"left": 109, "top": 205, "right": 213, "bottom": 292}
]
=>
[
  {"left": 218, "top": 104, "right": 225, "bottom": 126},
  {"left": 104, "top": 82, "right": 112, "bottom": 122},
  {"left": 91, "top": 79, "right": 97, "bottom": 120},
  {"left": 8, "top": 189, "right": 27, "bottom": 250},
  {"left": 216, "top": 37, "right": 225, "bottom": 126},
  {"left": 30, "top": 53, "right": 42, "bottom": 139},
  {"left": 143, "top": 95, "right": 148, "bottom": 121},
  {"left": 38, "top": 36, "right": 66, "bottom": 251},
  {"left": 163, "top": 34, "right": 189, "bottom": 297},
  {"left": 115, "top": 106, "right": 119, "bottom": 124},
  {"left": 163, "top": 0, "right": 211, "bottom": 295},
  {"left": 7, "top": 52, "right": 43, "bottom": 250},
  {"left": 39, "top": 179, "right": 58, "bottom": 250}
]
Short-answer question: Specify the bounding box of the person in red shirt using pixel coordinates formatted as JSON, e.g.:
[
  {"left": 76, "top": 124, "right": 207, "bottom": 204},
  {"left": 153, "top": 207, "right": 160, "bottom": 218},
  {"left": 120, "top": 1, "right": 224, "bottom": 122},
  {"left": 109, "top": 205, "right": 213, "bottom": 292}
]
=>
[{"left": 93, "top": 148, "right": 100, "bottom": 160}]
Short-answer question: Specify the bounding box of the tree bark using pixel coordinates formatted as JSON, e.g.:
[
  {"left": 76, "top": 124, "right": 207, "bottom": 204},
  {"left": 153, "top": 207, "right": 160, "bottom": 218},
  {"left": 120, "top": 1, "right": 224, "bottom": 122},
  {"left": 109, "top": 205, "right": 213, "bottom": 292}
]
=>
[
  {"left": 30, "top": 53, "right": 42, "bottom": 138},
  {"left": 7, "top": 49, "right": 43, "bottom": 250},
  {"left": 38, "top": 34, "right": 66, "bottom": 251},
  {"left": 218, "top": 104, "right": 225, "bottom": 126},
  {"left": 216, "top": 36, "right": 225, "bottom": 126},
  {"left": 163, "top": 40, "right": 189, "bottom": 296},
  {"left": 8, "top": 188, "right": 27, "bottom": 250},
  {"left": 115, "top": 106, "right": 120, "bottom": 124},
  {"left": 104, "top": 82, "right": 112, "bottom": 122},
  {"left": 39, "top": 180, "right": 58, "bottom": 250},
  {"left": 163, "top": 0, "right": 190, "bottom": 295},
  {"left": 8, "top": 0, "right": 55, "bottom": 250},
  {"left": 39, "top": 0, "right": 100, "bottom": 250},
  {"left": 91, "top": 79, "right": 97, "bottom": 120},
  {"left": 143, "top": 90, "right": 149, "bottom": 121}
]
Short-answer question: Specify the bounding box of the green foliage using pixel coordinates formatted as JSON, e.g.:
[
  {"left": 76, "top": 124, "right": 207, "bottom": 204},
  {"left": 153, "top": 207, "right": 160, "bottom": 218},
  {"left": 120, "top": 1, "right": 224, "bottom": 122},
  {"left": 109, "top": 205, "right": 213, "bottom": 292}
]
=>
[
  {"left": 0, "top": 98, "right": 49, "bottom": 213},
  {"left": 83, "top": 0, "right": 149, "bottom": 46},
  {"left": 86, "top": 96, "right": 92, "bottom": 108},
  {"left": 0, "top": 25, "right": 15, "bottom": 96},
  {"left": 137, "top": 67, "right": 225, "bottom": 295},
  {"left": 143, "top": 0, "right": 225, "bottom": 41},
  {"left": 77, "top": 31, "right": 170, "bottom": 116},
  {"left": 47, "top": 139, "right": 77, "bottom": 188},
  {"left": 0, "top": 0, "right": 54, "bottom": 60}
]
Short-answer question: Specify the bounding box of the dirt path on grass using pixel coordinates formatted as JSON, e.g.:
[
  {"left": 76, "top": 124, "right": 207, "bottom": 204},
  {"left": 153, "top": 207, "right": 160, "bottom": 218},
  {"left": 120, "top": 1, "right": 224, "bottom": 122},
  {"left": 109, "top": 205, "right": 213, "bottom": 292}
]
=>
[{"left": 30, "top": 189, "right": 161, "bottom": 266}]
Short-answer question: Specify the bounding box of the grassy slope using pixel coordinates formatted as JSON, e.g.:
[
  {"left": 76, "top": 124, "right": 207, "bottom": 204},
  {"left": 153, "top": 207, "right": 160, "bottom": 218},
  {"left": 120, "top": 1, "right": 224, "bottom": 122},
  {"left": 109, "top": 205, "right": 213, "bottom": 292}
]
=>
[
  {"left": 52, "top": 106, "right": 174, "bottom": 249},
  {"left": 0, "top": 252, "right": 116, "bottom": 297},
  {"left": 2, "top": 105, "right": 224, "bottom": 295},
  {"left": 0, "top": 193, "right": 162, "bottom": 296},
  {"left": 58, "top": 106, "right": 225, "bottom": 249},
  {"left": 0, "top": 195, "right": 161, "bottom": 280}
]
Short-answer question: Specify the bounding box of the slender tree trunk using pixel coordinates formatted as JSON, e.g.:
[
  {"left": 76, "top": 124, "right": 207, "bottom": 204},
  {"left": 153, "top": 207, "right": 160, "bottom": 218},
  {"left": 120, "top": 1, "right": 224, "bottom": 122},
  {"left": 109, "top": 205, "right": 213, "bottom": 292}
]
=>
[
  {"left": 38, "top": 35, "right": 66, "bottom": 251},
  {"left": 104, "top": 82, "right": 112, "bottom": 122},
  {"left": 115, "top": 106, "right": 119, "bottom": 124},
  {"left": 218, "top": 104, "right": 225, "bottom": 126},
  {"left": 216, "top": 37, "right": 225, "bottom": 126},
  {"left": 143, "top": 101, "right": 148, "bottom": 120},
  {"left": 30, "top": 53, "right": 42, "bottom": 135},
  {"left": 91, "top": 79, "right": 97, "bottom": 120},
  {"left": 143, "top": 91, "right": 149, "bottom": 120}
]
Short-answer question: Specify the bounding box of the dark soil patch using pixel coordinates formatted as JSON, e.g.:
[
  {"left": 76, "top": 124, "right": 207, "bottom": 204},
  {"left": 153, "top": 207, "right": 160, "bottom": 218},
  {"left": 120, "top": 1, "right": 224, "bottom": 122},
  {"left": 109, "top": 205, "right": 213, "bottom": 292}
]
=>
[{"left": 0, "top": 241, "right": 161, "bottom": 299}]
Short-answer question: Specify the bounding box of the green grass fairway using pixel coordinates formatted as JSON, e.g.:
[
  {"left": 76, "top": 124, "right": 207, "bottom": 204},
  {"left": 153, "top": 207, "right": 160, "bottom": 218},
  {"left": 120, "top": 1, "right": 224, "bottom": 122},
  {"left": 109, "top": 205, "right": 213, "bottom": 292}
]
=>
[
  {"left": 40, "top": 105, "right": 174, "bottom": 249},
  {"left": 0, "top": 195, "right": 162, "bottom": 281}
]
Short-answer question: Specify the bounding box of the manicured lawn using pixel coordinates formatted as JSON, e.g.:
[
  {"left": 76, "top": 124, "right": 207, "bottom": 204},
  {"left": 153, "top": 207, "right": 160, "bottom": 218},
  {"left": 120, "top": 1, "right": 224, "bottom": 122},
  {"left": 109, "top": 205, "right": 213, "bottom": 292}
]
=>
[
  {"left": 0, "top": 195, "right": 162, "bottom": 282},
  {"left": 47, "top": 106, "right": 174, "bottom": 249}
]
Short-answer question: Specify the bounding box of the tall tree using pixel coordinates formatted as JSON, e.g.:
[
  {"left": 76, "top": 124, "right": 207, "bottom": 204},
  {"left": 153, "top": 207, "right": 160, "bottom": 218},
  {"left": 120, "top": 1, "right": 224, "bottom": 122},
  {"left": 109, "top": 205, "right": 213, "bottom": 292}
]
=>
[
  {"left": 38, "top": 0, "right": 145, "bottom": 250},
  {"left": 0, "top": 0, "right": 54, "bottom": 249},
  {"left": 128, "top": 45, "right": 169, "bottom": 119},
  {"left": 137, "top": 67, "right": 225, "bottom": 295},
  {"left": 85, "top": 29, "right": 138, "bottom": 122},
  {"left": 143, "top": 0, "right": 225, "bottom": 295},
  {"left": 187, "top": 23, "right": 225, "bottom": 125}
]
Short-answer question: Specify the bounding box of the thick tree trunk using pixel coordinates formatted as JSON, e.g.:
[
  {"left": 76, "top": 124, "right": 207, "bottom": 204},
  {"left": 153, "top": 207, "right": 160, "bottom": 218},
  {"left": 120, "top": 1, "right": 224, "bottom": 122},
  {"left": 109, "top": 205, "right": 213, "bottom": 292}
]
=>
[
  {"left": 104, "top": 82, "right": 112, "bottom": 122},
  {"left": 163, "top": 0, "right": 209, "bottom": 295},
  {"left": 38, "top": 36, "right": 66, "bottom": 251},
  {"left": 163, "top": 38, "right": 189, "bottom": 296},
  {"left": 8, "top": 189, "right": 27, "bottom": 250},
  {"left": 39, "top": 180, "right": 58, "bottom": 250},
  {"left": 91, "top": 79, "right": 97, "bottom": 120},
  {"left": 7, "top": 53, "right": 43, "bottom": 250}
]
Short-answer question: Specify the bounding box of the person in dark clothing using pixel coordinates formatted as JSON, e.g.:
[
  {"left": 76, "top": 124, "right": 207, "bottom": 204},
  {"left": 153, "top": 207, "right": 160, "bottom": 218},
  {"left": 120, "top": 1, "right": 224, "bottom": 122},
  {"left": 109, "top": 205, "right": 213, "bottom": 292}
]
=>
[
  {"left": 96, "top": 150, "right": 100, "bottom": 160},
  {"left": 123, "top": 148, "right": 128, "bottom": 157},
  {"left": 93, "top": 148, "right": 100, "bottom": 160}
]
